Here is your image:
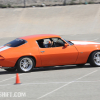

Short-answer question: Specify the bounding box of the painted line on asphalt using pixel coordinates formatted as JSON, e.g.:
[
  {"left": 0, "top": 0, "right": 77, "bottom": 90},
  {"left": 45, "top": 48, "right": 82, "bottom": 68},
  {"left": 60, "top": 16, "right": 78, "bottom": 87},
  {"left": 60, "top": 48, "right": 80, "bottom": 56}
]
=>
[
  {"left": 0, "top": 73, "right": 23, "bottom": 83},
  {"left": 74, "top": 70, "right": 98, "bottom": 81},
  {"left": 76, "top": 80, "right": 100, "bottom": 82},
  {"left": 37, "top": 70, "right": 98, "bottom": 99},
  {"left": 20, "top": 82, "right": 67, "bottom": 85},
  {"left": 0, "top": 79, "right": 100, "bottom": 87},
  {"left": 0, "top": 82, "right": 66, "bottom": 87}
]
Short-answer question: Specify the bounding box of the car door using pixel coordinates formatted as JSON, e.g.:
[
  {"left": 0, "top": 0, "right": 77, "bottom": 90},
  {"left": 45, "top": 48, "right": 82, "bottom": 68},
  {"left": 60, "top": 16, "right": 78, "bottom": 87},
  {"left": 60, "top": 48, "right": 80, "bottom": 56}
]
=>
[{"left": 37, "top": 38, "right": 78, "bottom": 67}]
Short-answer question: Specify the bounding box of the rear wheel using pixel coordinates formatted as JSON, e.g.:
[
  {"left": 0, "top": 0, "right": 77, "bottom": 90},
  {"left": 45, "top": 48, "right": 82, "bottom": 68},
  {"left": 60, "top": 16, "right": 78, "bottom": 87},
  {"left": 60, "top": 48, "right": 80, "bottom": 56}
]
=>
[
  {"left": 89, "top": 51, "right": 100, "bottom": 67},
  {"left": 17, "top": 57, "right": 35, "bottom": 73}
]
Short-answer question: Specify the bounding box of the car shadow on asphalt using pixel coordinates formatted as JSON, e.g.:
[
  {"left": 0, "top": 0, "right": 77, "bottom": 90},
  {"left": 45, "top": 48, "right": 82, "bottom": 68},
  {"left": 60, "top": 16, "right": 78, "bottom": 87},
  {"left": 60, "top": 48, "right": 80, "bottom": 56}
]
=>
[
  {"left": 0, "top": 70, "right": 17, "bottom": 75},
  {"left": 0, "top": 64, "right": 99, "bottom": 75},
  {"left": 32, "top": 64, "right": 99, "bottom": 72}
]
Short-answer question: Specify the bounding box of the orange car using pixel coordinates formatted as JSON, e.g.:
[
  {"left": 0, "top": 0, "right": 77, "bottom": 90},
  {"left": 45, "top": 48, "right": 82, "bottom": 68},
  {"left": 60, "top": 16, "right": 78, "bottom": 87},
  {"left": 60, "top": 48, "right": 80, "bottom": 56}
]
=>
[{"left": 0, "top": 34, "right": 100, "bottom": 72}]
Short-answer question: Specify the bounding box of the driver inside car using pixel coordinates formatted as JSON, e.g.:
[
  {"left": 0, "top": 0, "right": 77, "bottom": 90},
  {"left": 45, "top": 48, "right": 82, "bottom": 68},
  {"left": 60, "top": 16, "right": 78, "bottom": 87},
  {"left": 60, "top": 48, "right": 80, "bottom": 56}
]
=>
[{"left": 47, "top": 40, "right": 54, "bottom": 47}]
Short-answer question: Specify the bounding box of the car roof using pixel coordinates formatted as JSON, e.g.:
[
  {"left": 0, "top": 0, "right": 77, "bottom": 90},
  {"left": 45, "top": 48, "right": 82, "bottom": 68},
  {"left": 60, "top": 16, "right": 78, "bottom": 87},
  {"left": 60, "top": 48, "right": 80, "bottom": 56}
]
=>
[{"left": 20, "top": 34, "right": 61, "bottom": 41}]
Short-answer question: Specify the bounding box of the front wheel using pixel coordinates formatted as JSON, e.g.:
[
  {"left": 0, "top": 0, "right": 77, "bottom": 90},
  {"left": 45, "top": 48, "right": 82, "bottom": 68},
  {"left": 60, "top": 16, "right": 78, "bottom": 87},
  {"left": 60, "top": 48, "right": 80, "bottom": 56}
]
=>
[
  {"left": 89, "top": 51, "right": 100, "bottom": 67},
  {"left": 17, "top": 57, "right": 35, "bottom": 73}
]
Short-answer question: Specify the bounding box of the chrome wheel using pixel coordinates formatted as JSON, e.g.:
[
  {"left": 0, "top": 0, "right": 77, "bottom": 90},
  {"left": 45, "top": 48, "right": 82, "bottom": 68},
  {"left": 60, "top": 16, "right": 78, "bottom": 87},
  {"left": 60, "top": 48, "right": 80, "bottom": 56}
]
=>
[
  {"left": 20, "top": 57, "right": 33, "bottom": 72},
  {"left": 93, "top": 52, "right": 100, "bottom": 66}
]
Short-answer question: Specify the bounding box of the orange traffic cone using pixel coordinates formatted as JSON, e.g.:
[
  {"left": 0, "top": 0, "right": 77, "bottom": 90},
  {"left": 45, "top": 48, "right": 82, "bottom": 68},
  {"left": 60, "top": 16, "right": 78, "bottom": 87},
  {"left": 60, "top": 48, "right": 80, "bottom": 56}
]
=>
[{"left": 15, "top": 73, "right": 21, "bottom": 84}]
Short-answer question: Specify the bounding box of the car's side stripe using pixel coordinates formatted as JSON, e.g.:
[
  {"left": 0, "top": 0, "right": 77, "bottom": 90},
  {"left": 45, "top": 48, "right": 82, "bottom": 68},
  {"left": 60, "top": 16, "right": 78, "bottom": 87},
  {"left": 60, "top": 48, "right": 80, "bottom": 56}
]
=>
[
  {"left": 0, "top": 46, "right": 4, "bottom": 49},
  {"left": 71, "top": 41, "right": 100, "bottom": 45},
  {"left": 0, "top": 46, "right": 11, "bottom": 52}
]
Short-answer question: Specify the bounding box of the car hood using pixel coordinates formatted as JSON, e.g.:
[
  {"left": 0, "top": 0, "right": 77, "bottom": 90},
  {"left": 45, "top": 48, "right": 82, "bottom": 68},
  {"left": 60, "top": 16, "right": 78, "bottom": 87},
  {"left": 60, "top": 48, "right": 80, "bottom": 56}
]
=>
[
  {"left": 0, "top": 46, "right": 11, "bottom": 52},
  {"left": 71, "top": 41, "right": 100, "bottom": 45}
]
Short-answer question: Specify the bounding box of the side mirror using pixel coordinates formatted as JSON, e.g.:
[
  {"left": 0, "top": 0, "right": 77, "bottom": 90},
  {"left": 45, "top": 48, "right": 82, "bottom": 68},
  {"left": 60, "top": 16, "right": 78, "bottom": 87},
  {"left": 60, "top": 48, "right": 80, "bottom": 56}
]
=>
[{"left": 64, "top": 44, "right": 69, "bottom": 48}]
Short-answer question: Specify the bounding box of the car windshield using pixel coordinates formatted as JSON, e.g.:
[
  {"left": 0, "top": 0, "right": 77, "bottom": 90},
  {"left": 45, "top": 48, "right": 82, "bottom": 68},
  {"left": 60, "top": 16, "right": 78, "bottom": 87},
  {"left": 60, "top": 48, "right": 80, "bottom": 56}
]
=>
[
  {"left": 63, "top": 39, "right": 74, "bottom": 45},
  {"left": 4, "top": 38, "right": 27, "bottom": 47}
]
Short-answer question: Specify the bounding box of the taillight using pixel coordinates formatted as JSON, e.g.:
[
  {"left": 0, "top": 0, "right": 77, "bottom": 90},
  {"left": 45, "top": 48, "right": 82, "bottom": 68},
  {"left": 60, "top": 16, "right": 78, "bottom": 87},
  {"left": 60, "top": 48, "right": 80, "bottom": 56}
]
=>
[{"left": 0, "top": 55, "right": 5, "bottom": 60}]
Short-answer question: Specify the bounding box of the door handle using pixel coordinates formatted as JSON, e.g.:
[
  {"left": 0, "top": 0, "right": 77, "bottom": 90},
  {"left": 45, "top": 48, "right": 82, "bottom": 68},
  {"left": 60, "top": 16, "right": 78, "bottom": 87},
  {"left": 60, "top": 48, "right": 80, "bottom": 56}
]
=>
[{"left": 41, "top": 51, "right": 45, "bottom": 53}]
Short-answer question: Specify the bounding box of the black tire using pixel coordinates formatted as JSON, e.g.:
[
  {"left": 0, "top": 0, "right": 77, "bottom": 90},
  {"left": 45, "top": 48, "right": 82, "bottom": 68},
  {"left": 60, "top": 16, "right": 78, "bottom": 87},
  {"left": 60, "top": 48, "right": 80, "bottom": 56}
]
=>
[
  {"left": 89, "top": 51, "right": 100, "bottom": 67},
  {"left": 76, "top": 64, "right": 85, "bottom": 67},
  {"left": 16, "top": 57, "right": 35, "bottom": 73},
  {"left": 5, "top": 67, "right": 16, "bottom": 72}
]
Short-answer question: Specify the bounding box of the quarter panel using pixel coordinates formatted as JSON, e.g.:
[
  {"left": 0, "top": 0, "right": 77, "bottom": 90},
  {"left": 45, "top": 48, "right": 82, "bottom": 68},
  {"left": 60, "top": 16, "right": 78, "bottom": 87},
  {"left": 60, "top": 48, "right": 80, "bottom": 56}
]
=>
[
  {"left": 74, "top": 44, "right": 100, "bottom": 64},
  {"left": 0, "top": 41, "right": 41, "bottom": 67}
]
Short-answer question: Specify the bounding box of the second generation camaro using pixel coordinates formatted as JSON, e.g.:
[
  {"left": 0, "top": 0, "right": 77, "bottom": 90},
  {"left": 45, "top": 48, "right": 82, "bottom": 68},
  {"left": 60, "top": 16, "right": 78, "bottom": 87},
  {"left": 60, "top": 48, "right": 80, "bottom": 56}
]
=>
[{"left": 0, "top": 34, "right": 100, "bottom": 72}]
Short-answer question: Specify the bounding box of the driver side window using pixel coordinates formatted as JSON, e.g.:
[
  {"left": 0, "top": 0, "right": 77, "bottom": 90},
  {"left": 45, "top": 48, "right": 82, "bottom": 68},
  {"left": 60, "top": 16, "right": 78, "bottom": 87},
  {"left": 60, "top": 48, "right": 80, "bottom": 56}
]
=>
[
  {"left": 37, "top": 38, "right": 65, "bottom": 48},
  {"left": 51, "top": 38, "right": 65, "bottom": 47}
]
